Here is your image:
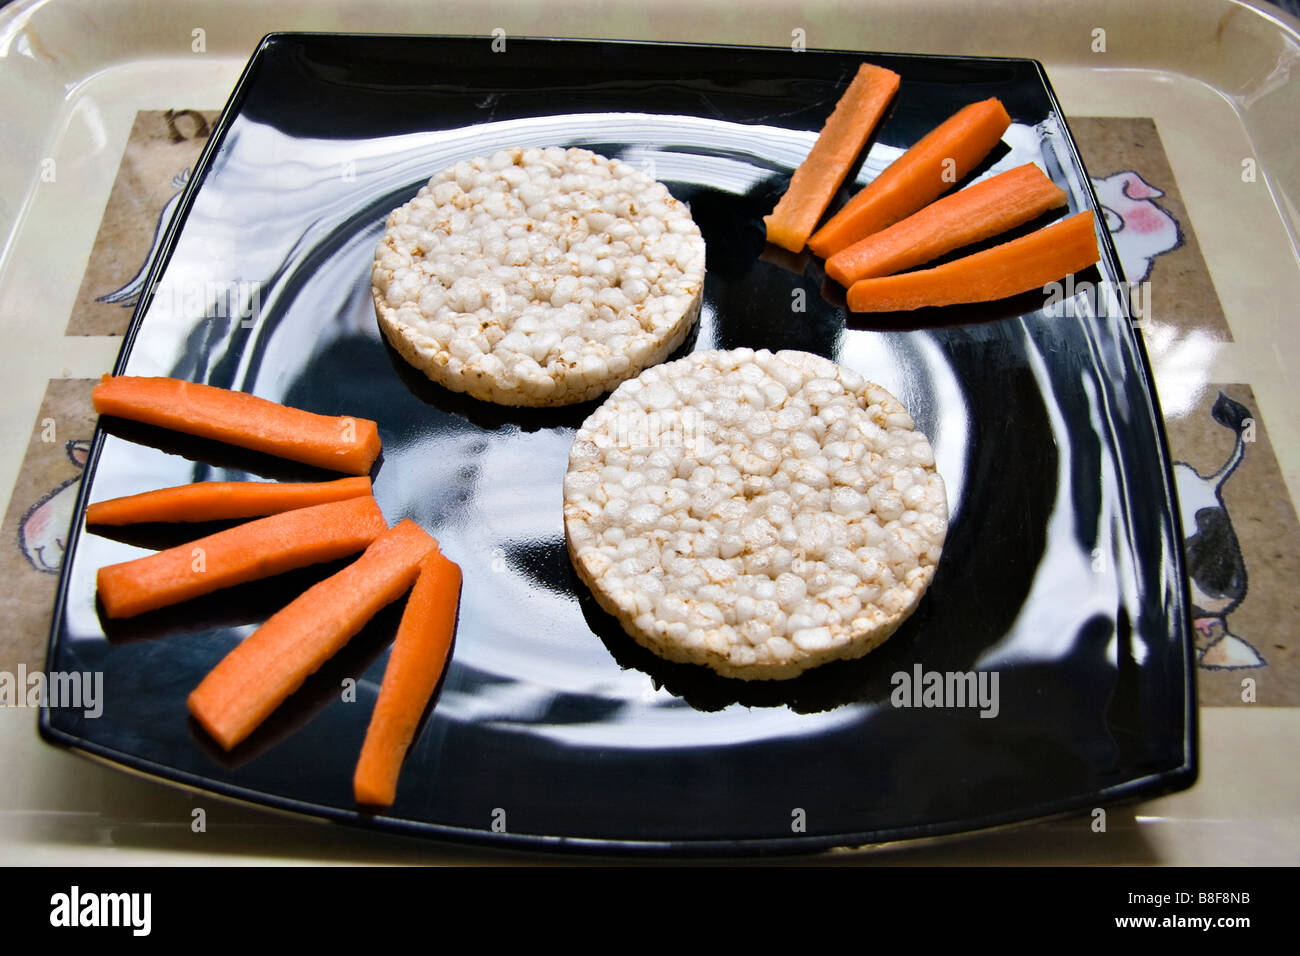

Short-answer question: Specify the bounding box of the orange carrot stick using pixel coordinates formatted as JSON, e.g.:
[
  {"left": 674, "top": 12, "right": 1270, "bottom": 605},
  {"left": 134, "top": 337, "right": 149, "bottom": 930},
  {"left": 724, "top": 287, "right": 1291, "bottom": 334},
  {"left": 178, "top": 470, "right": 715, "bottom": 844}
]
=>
[
  {"left": 354, "top": 550, "right": 462, "bottom": 806},
  {"left": 825, "top": 162, "right": 1067, "bottom": 286},
  {"left": 808, "top": 97, "right": 1012, "bottom": 258},
  {"left": 96, "top": 495, "right": 388, "bottom": 618},
  {"left": 86, "top": 477, "right": 373, "bottom": 526},
  {"left": 845, "top": 211, "right": 1099, "bottom": 313},
  {"left": 763, "top": 62, "right": 901, "bottom": 253},
  {"left": 187, "top": 519, "right": 438, "bottom": 751},
  {"left": 92, "top": 376, "right": 382, "bottom": 475}
]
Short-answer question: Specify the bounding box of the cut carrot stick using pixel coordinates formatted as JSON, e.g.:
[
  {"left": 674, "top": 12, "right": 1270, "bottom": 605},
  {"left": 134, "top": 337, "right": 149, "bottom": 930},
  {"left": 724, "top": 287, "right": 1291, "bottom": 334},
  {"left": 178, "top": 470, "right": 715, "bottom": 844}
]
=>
[
  {"left": 187, "top": 519, "right": 438, "bottom": 751},
  {"left": 824, "top": 162, "right": 1067, "bottom": 286},
  {"left": 808, "top": 97, "right": 1012, "bottom": 258},
  {"left": 86, "top": 477, "right": 373, "bottom": 526},
  {"left": 354, "top": 550, "right": 462, "bottom": 806},
  {"left": 92, "top": 376, "right": 382, "bottom": 475},
  {"left": 763, "top": 62, "right": 901, "bottom": 253},
  {"left": 845, "top": 211, "right": 1100, "bottom": 312},
  {"left": 96, "top": 495, "right": 387, "bottom": 618}
]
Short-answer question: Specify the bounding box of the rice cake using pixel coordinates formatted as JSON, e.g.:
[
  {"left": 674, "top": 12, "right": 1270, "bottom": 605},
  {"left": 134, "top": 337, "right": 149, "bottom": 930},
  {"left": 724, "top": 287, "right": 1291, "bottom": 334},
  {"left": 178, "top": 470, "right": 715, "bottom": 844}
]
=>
[
  {"left": 371, "top": 146, "right": 706, "bottom": 407},
  {"left": 563, "top": 348, "right": 948, "bottom": 680}
]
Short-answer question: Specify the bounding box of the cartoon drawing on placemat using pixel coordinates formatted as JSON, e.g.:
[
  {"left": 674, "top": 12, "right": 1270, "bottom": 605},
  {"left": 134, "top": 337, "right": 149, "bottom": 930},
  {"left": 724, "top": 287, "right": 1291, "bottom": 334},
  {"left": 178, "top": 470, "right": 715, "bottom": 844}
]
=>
[
  {"left": 96, "top": 168, "right": 191, "bottom": 309},
  {"left": 19, "top": 440, "right": 89, "bottom": 574},
  {"left": 1091, "top": 170, "right": 1183, "bottom": 282},
  {"left": 67, "top": 108, "right": 217, "bottom": 336},
  {"left": 1174, "top": 393, "right": 1266, "bottom": 670}
]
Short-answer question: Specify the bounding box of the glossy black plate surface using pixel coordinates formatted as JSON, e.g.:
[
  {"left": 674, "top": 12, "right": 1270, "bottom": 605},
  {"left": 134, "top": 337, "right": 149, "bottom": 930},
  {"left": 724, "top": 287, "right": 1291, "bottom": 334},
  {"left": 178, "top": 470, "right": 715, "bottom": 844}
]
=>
[{"left": 42, "top": 33, "right": 1196, "bottom": 855}]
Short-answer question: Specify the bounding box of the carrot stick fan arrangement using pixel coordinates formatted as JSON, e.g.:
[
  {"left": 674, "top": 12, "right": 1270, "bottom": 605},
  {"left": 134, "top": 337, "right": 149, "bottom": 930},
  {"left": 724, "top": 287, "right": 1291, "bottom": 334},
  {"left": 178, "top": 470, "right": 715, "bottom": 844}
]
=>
[
  {"left": 766, "top": 69, "right": 1101, "bottom": 313},
  {"left": 87, "top": 375, "right": 461, "bottom": 807}
]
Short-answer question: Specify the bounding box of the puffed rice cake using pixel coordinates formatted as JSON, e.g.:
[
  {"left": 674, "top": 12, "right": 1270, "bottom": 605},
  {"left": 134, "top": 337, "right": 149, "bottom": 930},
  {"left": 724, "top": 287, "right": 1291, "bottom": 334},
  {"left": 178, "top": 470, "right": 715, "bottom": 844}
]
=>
[
  {"left": 372, "top": 146, "right": 706, "bottom": 407},
  {"left": 563, "top": 348, "right": 948, "bottom": 680}
]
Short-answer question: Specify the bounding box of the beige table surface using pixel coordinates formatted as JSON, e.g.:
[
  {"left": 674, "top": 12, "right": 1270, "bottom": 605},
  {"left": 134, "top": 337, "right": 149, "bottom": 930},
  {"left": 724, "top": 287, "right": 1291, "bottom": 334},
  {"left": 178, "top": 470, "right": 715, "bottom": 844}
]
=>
[{"left": 1, "top": 0, "right": 1297, "bottom": 864}]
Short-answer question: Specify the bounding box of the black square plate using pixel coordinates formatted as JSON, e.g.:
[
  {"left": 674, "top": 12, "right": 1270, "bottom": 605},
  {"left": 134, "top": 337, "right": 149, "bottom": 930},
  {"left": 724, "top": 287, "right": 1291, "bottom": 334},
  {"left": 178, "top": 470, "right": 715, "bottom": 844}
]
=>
[{"left": 42, "top": 33, "right": 1196, "bottom": 856}]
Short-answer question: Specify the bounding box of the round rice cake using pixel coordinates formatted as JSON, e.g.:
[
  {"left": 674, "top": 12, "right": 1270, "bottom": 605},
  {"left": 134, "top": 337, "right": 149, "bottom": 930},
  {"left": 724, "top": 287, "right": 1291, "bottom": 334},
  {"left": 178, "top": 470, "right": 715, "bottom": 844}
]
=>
[
  {"left": 371, "top": 146, "right": 706, "bottom": 407},
  {"left": 562, "top": 348, "right": 949, "bottom": 680}
]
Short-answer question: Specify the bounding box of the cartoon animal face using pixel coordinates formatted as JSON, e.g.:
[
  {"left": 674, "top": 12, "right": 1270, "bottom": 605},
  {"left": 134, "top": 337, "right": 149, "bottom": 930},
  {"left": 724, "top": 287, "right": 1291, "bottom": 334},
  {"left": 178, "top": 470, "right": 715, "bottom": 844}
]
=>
[
  {"left": 19, "top": 440, "right": 89, "bottom": 573},
  {"left": 1091, "top": 171, "right": 1182, "bottom": 283}
]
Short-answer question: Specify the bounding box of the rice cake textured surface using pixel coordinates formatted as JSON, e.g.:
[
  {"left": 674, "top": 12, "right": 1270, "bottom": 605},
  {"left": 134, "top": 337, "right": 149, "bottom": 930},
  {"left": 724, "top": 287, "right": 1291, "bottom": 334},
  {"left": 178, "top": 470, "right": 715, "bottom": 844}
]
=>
[
  {"left": 371, "top": 146, "right": 706, "bottom": 407},
  {"left": 563, "top": 348, "right": 948, "bottom": 680}
]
